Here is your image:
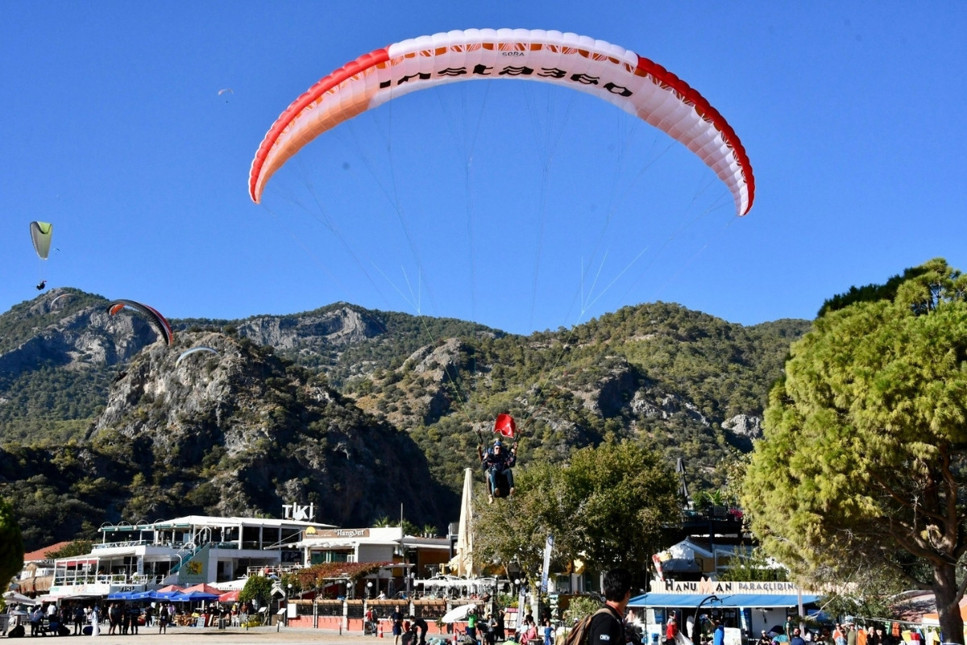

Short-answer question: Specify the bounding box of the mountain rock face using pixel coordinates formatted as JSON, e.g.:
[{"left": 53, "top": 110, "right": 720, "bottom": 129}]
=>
[
  {"left": 234, "top": 305, "right": 384, "bottom": 349},
  {"left": 86, "top": 329, "right": 448, "bottom": 528},
  {"left": 0, "top": 289, "right": 811, "bottom": 550}
]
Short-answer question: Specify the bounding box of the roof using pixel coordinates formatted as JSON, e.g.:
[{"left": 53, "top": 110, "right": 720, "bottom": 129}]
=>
[
  {"left": 102, "top": 515, "right": 335, "bottom": 531},
  {"left": 628, "top": 592, "right": 820, "bottom": 608},
  {"left": 22, "top": 541, "right": 73, "bottom": 562}
]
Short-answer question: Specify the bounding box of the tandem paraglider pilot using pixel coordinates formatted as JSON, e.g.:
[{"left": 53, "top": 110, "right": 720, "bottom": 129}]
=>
[{"left": 478, "top": 437, "right": 517, "bottom": 503}]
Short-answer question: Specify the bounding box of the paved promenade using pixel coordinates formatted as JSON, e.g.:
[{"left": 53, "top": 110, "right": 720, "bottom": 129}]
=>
[{"left": 15, "top": 627, "right": 390, "bottom": 644}]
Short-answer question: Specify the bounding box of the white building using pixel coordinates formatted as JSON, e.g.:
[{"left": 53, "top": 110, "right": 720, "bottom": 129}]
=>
[{"left": 48, "top": 515, "right": 334, "bottom": 600}]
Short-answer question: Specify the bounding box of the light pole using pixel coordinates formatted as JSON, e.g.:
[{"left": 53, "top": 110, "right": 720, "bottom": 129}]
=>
[{"left": 693, "top": 595, "right": 721, "bottom": 644}]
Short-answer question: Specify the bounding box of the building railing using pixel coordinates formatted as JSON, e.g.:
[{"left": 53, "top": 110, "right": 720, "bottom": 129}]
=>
[
  {"left": 52, "top": 572, "right": 157, "bottom": 587},
  {"left": 93, "top": 540, "right": 150, "bottom": 549}
]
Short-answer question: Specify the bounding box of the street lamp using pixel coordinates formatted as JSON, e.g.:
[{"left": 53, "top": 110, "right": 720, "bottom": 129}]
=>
[
  {"left": 367, "top": 581, "right": 373, "bottom": 599},
  {"left": 693, "top": 595, "right": 721, "bottom": 643},
  {"left": 287, "top": 583, "right": 292, "bottom": 626}
]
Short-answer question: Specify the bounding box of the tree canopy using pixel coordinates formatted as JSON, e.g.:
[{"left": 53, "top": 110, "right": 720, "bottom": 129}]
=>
[
  {"left": 0, "top": 497, "right": 24, "bottom": 590},
  {"left": 475, "top": 438, "right": 680, "bottom": 587},
  {"left": 742, "top": 259, "right": 967, "bottom": 643}
]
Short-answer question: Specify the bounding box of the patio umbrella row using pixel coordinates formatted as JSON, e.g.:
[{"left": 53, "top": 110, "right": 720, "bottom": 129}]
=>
[{"left": 106, "top": 589, "right": 221, "bottom": 602}]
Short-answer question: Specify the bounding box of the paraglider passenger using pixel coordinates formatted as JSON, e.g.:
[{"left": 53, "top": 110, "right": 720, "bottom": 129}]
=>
[
  {"left": 36, "top": 280, "right": 46, "bottom": 290},
  {"left": 478, "top": 438, "right": 517, "bottom": 503}
]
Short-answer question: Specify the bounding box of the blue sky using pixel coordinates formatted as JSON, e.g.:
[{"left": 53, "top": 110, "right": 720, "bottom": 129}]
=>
[{"left": 3, "top": 3, "right": 965, "bottom": 336}]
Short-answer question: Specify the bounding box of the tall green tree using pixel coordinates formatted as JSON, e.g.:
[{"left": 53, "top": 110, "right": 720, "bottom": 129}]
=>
[
  {"left": 0, "top": 497, "right": 24, "bottom": 590},
  {"left": 557, "top": 439, "right": 681, "bottom": 571},
  {"left": 742, "top": 259, "right": 967, "bottom": 644},
  {"left": 475, "top": 439, "right": 680, "bottom": 585}
]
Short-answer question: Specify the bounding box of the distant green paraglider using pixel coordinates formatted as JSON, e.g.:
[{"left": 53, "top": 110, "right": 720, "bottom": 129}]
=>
[
  {"left": 29, "top": 221, "right": 53, "bottom": 260},
  {"left": 30, "top": 221, "right": 53, "bottom": 290}
]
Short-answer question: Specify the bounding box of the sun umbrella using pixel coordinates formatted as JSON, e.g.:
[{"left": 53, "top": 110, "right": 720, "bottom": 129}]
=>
[
  {"left": 2, "top": 590, "right": 39, "bottom": 606},
  {"left": 451, "top": 467, "right": 474, "bottom": 577},
  {"left": 173, "top": 590, "right": 220, "bottom": 602},
  {"left": 218, "top": 590, "right": 240, "bottom": 603},
  {"left": 441, "top": 603, "right": 477, "bottom": 624},
  {"left": 183, "top": 583, "right": 222, "bottom": 595}
]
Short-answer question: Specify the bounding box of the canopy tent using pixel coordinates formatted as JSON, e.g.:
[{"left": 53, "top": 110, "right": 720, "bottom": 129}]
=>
[
  {"left": 922, "top": 597, "right": 967, "bottom": 625},
  {"left": 442, "top": 603, "right": 478, "bottom": 624},
  {"left": 2, "top": 591, "right": 39, "bottom": 606},
  {"left": 172, "top": 590, "right": 220, "bottom": 602},
  {"left": 157, "top": 584, "right": 184, "bottom": 593},
  {"left": 416, "top": 576, "right": 499, "bottom": 599},
  {"left": 218, "top": 590, "right": 240, "bottom": 603},
  {"left": 182, "top": 583, "right": 222, "bottom": 596},
  {"left": 628, "top": 593, "right": 820, "bottom": 609}
]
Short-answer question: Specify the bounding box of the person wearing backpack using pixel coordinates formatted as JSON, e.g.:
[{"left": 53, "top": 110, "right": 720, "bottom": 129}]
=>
[{"left": 587, "top": 569, "right": 633, "bottom": 645}]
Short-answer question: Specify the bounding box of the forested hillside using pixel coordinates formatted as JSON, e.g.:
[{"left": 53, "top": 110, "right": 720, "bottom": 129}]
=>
[{"left": 0, "top": 289, "right": 810, "bottom": 550}]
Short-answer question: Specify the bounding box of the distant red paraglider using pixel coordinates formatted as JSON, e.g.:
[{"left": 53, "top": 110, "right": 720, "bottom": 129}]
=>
[{"left": 107, "top": 299, "right": 174, "bottom": 346}]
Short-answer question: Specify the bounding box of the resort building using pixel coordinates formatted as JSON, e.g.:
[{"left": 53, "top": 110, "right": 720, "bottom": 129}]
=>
[
  {"left": 47, "top": 514, "right": 335, "bottom": 600},
  {"left": 39, "top": 514, "right": 461, "bottom": 603}
]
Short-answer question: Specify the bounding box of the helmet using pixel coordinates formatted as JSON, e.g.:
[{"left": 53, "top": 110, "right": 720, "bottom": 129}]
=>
[{"left": 494, "top": 439, "right": 503, "bottom": 447}]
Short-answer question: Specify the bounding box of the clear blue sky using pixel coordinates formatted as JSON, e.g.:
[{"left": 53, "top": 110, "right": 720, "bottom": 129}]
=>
[{"left": 3, "top": 3, "right": 965, "bottom": 335}]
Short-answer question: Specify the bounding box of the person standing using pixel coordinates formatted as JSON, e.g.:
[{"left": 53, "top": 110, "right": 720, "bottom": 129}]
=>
[
  {"left": 468, "top": 607, "right": 480, "bottom": 645},
  {"left": 666, "top": 616, "right": 679, "bottom": 645},
  {"left": 392, "top": 606, "right": 404, "bottom": 645},
  {"left": 413, "top": 615, "right": 429, "bottom": 645},
  {"left": 791, "top": 628, "right": 807, "bottom": 645},
  {"left": 833, "top": 625, "right": 847, "bottom": 645},
  {"left": 712, "top": 619, "right": 725, "bottom": 645},
  {"left": 29, "top": 607, "right": 43, "bottom": 636},
  {"left": 588, "top": 569, "right": 633, "bottom": 645},
  {"left": 543, "top": 618, "right": 555, "bottom": 645},
  {"left": 158, "top": 604, "right": 169, "bottom": 634},
  {"left": 73, "top": 606, "right": 86, "bottom": 635}
]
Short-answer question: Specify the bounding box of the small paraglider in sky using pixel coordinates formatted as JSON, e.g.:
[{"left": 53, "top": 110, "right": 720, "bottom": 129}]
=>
[
  {"left": 218, "top": 88, "right": 233, "bottom": 103},
  {"left": 50, "top": 292, "right": 73, "bottom": 308},
  {"left": 29, "top": 221, "right": 53, "bottom": 290},
  {"left": 29, "top": 221, "right": 53, "bottom": 260},
  {"left": 176, "top": 346, "right": 219, "bottom": 366}
]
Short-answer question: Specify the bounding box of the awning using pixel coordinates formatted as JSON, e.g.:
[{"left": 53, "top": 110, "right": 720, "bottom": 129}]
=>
[{"left": 629, "top": 593, "right": 820, "bottom": 609}]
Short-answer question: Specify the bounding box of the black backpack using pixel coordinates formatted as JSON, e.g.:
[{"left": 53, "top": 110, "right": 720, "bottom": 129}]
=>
[{"left": 564, "top": 608, "right": 615, "bottom": 645}]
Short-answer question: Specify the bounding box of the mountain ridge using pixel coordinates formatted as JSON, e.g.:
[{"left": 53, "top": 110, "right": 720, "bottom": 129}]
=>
[{"left": 0, "top": 288, "right": 811, "bottom": 550}]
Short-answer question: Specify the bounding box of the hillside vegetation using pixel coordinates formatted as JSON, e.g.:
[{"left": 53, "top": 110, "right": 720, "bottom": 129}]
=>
[{"left": 0, "top": 288, "right": 810, "bottom": 550}]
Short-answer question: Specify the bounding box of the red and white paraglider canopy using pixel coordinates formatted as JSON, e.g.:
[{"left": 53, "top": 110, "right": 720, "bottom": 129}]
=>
[{"left": 249, "top": 28, "right": 754, "bottom": 216}]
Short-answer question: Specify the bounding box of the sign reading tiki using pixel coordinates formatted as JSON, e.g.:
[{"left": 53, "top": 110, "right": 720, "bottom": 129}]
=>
[{"left": 282, "top": 502, "right": 315, "bottom": 521}]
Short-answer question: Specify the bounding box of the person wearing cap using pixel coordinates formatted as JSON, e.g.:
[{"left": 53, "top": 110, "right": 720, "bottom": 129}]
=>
[{"left": 478, "top": 437, "right": 517, "bottom": 503}]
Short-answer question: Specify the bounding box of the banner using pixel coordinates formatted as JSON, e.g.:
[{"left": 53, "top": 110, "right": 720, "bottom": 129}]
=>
[{"left": 541, "top": 534, "right": 554, "bottom": 592}]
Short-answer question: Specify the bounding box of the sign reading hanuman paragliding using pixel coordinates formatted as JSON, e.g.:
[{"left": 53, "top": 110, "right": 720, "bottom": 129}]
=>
[{"left": 249, "top": 28, "right": 755, "bottom": 217}]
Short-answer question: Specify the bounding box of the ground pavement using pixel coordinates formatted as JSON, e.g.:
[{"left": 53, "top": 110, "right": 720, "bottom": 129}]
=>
[{"left": 29, "top": 626, "right": 392, "bottom": 644}]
